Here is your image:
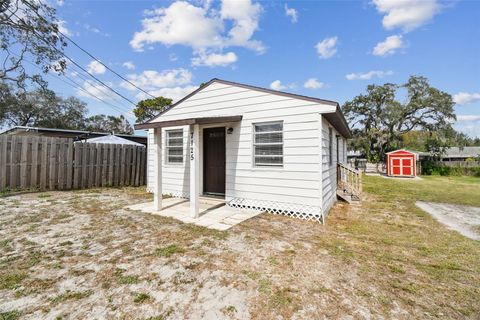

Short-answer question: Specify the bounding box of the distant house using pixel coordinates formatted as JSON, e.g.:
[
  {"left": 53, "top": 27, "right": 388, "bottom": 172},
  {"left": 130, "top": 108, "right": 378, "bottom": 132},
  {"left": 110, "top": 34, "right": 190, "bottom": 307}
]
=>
[
  {"left": 134, "top": 78, "right": 353, "bottom": 222},
  {"left": 441, "top": 147, "right": 480, "bottom": 162},
  {"left": 0, "top": 126, "right": 147, "bottom": 146}
]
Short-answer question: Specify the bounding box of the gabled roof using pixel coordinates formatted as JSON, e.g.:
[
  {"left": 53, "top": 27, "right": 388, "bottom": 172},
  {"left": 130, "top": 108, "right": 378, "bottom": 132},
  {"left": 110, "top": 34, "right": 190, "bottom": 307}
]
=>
[
  {"left": 135, "top": 78, "right": 351, "bottom": 138},
  {"left": 386, "top": 149, "right": 419, "bottom": 159}
]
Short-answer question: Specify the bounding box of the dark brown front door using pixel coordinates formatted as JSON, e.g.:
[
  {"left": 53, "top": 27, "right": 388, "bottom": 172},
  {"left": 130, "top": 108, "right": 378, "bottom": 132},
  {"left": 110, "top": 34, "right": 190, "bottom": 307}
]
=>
[{"left": 203, "top": 127, "right": 226, "bottom": 195}]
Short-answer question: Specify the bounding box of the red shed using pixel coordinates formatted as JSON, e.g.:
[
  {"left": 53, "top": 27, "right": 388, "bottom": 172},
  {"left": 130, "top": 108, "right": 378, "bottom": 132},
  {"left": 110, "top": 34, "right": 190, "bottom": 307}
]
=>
[{"left": 386, "top": 149, "right": 417, "bottom": 177}]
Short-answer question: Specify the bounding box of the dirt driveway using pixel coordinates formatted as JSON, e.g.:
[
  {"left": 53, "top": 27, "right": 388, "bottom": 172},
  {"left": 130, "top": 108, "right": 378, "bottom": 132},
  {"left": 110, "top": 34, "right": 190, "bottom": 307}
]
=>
[
  {"left": 416, "top": 201, "right": 480, "bottom": 240},
  {"left": 1, "top": 185, "right": 479, "bottom": 319}
]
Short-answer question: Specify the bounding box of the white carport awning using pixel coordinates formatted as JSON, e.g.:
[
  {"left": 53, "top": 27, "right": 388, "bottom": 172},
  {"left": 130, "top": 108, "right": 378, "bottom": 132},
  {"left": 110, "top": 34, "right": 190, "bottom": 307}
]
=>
[{"left": 81, "top": 135, "right": 145, "bottom": 147}]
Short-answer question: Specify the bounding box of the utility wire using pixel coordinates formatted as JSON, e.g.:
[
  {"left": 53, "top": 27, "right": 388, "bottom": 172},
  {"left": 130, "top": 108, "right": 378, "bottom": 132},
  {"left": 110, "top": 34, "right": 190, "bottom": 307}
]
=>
[
  {"left": 14, "top": 51, "right": 135, "bottom": 116},
  {"left": 67, "top": 66, "right": 134, "bottom": 112},
  {"left": 6, "top": 7, "right": 138, "bottom": 106},
  {"left": 20, "top": 0, "right": 157, "bottom": 99}
]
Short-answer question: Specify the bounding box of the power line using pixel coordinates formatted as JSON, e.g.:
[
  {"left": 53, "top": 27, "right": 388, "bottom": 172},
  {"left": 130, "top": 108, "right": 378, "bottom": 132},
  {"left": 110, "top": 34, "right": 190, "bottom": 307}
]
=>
[
  {"left": 20, "top": 0, "right": 157, "bottom": 99},
  {"left": 6, "top": 7, "right": 138, "bottom": 107},
  {"left": 14, "top": 51, "right": 135, "bottom": 117},
  {"left": 67, "top": 66, "right": 134, "bottom": 112}
]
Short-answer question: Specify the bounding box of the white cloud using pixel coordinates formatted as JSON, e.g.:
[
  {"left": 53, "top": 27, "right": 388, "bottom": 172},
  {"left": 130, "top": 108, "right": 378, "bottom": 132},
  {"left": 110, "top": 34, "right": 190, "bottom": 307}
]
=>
[
  {"left": 270, "top": 80, "right": 285, "bottom": 91},
  {"left": 191, "top": 51, "right": 237, "bottom": 67},
  {"left": 315, "top": 36, "right": 338, "bottom": 59},
  {"left": 372, "top": 0, "right": 441, "bottom": 32},
  {"left": 373, "top": 34, "right": 404, "bottom": 56},
  {"left": 457, "top": 115, "right": 480, "bottom": 122},
  {"left": 453, "top": 92, "right": 480, "bottom": 105},
  {"left": 130, "top": 0, "right": 264, "bottom": 55},
  {"left": 346, "top": 70, "right": 393, "bottom": 80},
  {"left": 139, "top": 86, "right": 198, "bottom": 103},
  {"left": 77, "top": 80, "right": 114, "bottom": 101},
  {"left": 454, "top": 115, "right": 480, "bottom": 138},
  {"left": 120, "top": 68, "right": 194, "bottom": 102},
  {"left": 121, "top": 69, "right": 192, "bottom": 90},
  {"left": 269, "top": 80, "right": 296, "bottom": 91},
  {"left": 220, "top": 0, "right": 264, "bottom": 52},
  {"left": 122, "top": 61, "right": 136, "bottom": 70},
  {"left": 304, "top": 78, "right": 324, "bottom": 89},
  {"left": 82, "top": 23, "right": 110, "bottom": 37},
  {"left": 284, "top": 4, "right": 298, "bottom": 23},
  {"left": 86, "top": 60, "right": 106, "bottom": 75},
  {"left": 57, "top": 20, "right": 72, "bottom": 36}
]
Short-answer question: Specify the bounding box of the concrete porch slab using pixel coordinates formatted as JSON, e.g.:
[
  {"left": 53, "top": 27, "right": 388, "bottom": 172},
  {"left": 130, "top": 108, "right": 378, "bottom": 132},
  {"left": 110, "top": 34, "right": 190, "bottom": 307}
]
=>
[{"left": 126, "top": 197, "right": 261, "bottom": 230}]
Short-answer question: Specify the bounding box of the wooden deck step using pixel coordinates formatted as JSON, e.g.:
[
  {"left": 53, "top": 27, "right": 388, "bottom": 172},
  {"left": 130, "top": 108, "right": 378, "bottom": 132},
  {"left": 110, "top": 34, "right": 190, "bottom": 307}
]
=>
[{"left": 336, "top": 190, "right": 361, "bottom": 203}]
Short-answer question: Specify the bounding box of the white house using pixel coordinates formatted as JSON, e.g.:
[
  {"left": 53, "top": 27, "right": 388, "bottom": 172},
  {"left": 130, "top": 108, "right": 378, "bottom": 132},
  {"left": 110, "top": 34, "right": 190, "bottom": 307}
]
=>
[{"left": 135, "top": 79, "right": 352, "bottom": 223}]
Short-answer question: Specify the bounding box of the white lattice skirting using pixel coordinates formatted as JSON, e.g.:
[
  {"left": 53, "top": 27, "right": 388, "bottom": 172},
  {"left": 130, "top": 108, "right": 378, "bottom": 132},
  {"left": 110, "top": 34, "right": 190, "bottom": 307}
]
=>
[
  {"left": 227, "top": 198, "right": 323, "bottom": 222},
  {"left": 145, "top": 188, "right": 189, "bottom": 199},
  {"left": 164, "top": 191, "right": 189, "bottom": 198}
]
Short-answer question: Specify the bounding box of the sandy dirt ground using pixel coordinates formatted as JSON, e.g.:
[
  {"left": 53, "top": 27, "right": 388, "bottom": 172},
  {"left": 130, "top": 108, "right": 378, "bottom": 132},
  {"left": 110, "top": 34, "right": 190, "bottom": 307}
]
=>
[
  {"left": 416, "top": 201, "right": 480, "bottom": 241},
  {"left": 0, "top": 188, "right": 478, "bottom": 319}
]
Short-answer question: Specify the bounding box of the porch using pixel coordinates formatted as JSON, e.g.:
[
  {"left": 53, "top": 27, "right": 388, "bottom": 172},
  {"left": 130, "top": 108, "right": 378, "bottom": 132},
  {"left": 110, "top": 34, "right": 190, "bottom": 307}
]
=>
[
  {"left": 126, "top": 197, "right": 260, "bottom": 231},
  {"left": 337, "top": 163, "right": 362, "bottom": 203},
  {"left": 134, "top": 115, "right": 243, "bottom": 221}
]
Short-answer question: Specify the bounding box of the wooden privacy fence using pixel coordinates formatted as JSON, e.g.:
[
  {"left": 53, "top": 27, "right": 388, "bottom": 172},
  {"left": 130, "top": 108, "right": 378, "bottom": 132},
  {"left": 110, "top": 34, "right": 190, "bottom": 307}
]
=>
[
  {"left": 442, "top": 160, "right": 480, "bottom": 167},
  {"left": 0, "top": 135, "right": 146, "bottom": 191}
]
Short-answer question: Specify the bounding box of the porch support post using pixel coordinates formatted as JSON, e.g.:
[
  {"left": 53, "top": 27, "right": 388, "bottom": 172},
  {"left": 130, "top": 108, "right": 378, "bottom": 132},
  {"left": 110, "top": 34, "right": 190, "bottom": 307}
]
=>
[
  {"left": 153, "top": 128, "right": 162, "bottom": 211},
  {"left": 189, "top": 124, "right": 200, "bottom": 218}
]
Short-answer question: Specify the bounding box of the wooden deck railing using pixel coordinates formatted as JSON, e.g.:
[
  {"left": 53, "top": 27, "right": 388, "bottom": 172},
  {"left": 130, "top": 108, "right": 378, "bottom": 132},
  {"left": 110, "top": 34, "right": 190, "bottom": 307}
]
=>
[{"left": 337, "top": 163, "right": 362, "bottom": 200}]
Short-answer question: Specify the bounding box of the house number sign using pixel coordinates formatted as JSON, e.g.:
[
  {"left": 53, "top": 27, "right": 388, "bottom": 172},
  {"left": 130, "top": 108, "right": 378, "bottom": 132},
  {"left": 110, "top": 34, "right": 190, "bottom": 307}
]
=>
[{"left": 190, "top": 131, "right": 194, "bottom": 161}]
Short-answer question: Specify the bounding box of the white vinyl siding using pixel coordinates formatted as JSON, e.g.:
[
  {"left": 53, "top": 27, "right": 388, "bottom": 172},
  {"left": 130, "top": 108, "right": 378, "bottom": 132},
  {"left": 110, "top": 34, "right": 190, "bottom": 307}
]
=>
[
  {"left": 147, "top": 127, "right": 189, "bottom": 197},
  {"left": 166, "top": 129, "right": 184, "bottom": 164},
  {"left": 322, "top": 118, "right": 341, "bottom": 215},
  {"left": 253, "top": 121, "right": 283, "bottom": 167}
]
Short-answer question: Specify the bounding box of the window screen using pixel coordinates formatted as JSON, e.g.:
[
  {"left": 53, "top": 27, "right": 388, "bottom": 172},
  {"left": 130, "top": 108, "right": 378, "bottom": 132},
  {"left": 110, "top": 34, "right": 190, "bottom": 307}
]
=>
[
  {"left": 253, "top": 121, "right": 283, "bottom": 166},
  {"left": 166, "top": 129, "right": 183, "bottom": 164}
]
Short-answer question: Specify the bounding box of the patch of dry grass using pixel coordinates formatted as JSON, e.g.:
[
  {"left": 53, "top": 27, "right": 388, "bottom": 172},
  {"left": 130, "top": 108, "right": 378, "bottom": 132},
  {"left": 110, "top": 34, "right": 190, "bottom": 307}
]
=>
[{"left": 0, "top": 179, "right": 478, "bottom": 319}]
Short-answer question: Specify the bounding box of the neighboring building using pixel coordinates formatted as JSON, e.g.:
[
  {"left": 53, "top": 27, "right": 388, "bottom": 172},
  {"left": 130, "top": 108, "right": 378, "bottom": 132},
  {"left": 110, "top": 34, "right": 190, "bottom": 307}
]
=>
[
  {"left": 386, "top": 149, "right": 418, "bottom": 178},
  {"left": 441, "top": 147, "right": 480, "bottom": 162},
  {"left": 0, "top": 126, "right": 147, "bottom": 146},
  {"left": 135, "top": 78, "right": 351, "bottom": 222},
  {"left": 82, "top": 134, "right": 145, "bottom": 147}
]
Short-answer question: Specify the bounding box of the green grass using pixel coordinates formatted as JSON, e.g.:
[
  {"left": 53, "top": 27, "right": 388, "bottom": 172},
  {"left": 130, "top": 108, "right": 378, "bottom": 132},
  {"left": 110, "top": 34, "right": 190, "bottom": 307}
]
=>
[
  {"left": 118, "top": 275, "right": 139, "bottom": 284},
  {"left": 0, "top": 273, "right": 26, "bottom": 290},
  {"left": 132, "top": 292, "right": 150, "bottom": 303},
  {"left": 50, "top": 290, "right": 93, "bottom": 304},
  {"left": 0, "top": 310, "right": 21, "bottom": 320},
  {"left": 37, "top": 193, "right": 51, "bottom": 198},
  {"left": 154, "top": 244, "right": 185, "bottom": 257},
  {"left": 320, "top": 174, "right": 480, "bottom": 316},
  {"left": 364, "top": 175, "right": 480, "bottom": 207}
]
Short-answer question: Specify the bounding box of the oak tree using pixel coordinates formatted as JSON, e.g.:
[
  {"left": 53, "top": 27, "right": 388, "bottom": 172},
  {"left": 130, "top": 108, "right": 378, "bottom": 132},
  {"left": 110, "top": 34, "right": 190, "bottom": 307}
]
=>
[
  {"left": 133, "top": 96, "right": 172, "bottom": 123},
  {"left": 343, "top": 76, "right": 456, "bottom": 161},
  {"left": 0, "top": 0, "right": 67, "bottom": 89}
]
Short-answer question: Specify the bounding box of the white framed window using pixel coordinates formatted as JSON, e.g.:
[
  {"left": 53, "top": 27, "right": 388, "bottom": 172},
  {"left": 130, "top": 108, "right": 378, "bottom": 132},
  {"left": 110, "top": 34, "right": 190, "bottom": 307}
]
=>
[
  {"left": 253, "top": 121, "right": 283, "bottom": 167},
  {"left": 166, "top": 129, "right": 184, "bottom": 164}
]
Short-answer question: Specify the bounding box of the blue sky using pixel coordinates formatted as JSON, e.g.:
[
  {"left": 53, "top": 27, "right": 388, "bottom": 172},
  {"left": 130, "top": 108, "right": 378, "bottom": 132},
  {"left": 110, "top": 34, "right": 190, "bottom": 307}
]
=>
[{"left": 47, "top": 0, "right": 480, "bottom": 137}]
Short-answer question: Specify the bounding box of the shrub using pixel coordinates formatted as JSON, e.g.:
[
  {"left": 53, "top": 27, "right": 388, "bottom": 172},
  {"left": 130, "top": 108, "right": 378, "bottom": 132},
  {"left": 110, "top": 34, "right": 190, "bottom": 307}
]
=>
[{"left": 421, "top": 161, "right": 480, "bottom": 177}]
